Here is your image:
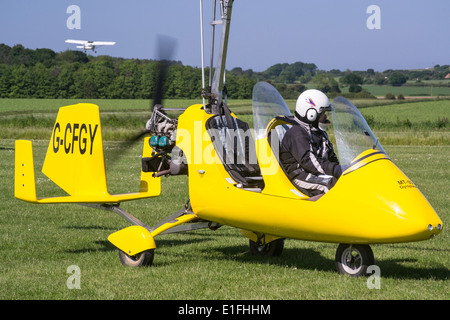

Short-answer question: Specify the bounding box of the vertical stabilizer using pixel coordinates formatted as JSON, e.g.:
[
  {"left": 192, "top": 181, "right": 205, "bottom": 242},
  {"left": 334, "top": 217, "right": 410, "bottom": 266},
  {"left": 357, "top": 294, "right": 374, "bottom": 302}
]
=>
[
  {"left": 15, "top": 140, "right": 38, "bottom": 202},
  {"left": 42, "top": 103, "right": 108, "bottom": 197}
]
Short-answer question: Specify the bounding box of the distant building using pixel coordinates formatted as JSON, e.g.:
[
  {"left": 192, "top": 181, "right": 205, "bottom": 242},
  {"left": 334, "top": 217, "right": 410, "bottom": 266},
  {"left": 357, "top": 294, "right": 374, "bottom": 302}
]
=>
[{"left": 445, "top": 73, "right": 450, "bottom": 79}]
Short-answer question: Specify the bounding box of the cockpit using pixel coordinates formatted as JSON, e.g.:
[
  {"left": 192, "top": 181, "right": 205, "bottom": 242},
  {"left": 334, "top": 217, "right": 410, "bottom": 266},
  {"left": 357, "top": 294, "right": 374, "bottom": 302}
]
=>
[{"left": 204, "top": 81, "right": 387, "bottom": 199}]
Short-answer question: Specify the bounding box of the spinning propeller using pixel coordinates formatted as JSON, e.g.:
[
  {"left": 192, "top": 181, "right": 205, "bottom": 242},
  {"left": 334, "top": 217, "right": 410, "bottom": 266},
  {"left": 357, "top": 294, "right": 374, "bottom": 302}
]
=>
[
  {"left": 152, "top": 35, "right": 177, "bottom": 109},
  {"left": 117, "top": 36, "right": 178, "bottom": 148}
]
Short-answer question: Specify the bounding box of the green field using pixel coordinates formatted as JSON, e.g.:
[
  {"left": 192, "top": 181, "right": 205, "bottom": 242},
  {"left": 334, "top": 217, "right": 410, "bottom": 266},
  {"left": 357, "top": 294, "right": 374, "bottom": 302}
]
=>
[
  {"left": 0, "top": 98, "right": 449, "bottom": 300},
  {"left": 361, "top": 83, "right": 450, "bottom": 98},
  {"left": 333, "top": 79, "right": 450, "bottom": 98},
  {"left": 2, "top": 97, "right": 448, "bottom": 143}
]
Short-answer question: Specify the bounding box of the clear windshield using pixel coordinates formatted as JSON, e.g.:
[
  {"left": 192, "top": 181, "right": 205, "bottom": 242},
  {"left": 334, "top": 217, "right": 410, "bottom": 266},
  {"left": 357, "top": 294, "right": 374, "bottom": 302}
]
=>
[
  {"left": 252, "top": 81, "right": 292, "bottom": 139},
  {"left": 331, "top": 96, "right": 385, "bottom": 165},
  {"left": 252, "top": 82, "right": 386, "bottom": 167}
]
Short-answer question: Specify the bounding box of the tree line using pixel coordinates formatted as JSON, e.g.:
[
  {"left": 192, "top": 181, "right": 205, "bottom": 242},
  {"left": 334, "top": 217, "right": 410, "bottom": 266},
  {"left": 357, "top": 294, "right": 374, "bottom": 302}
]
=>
[
  {"left": 0, "top": 44, "right": 256, "bottom": 100},
  {"left": 0, "top": 43, "right": 448, "bottom": 100},
  {"left": 258, "top": 62, "right": 450, "bottom": 98}
]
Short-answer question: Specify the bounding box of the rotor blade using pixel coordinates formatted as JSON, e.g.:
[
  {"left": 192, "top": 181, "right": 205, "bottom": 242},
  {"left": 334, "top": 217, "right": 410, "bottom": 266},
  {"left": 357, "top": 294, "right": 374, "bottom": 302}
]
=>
[{"left": 152, "top": 35, "right": 177, "bottom": 108}]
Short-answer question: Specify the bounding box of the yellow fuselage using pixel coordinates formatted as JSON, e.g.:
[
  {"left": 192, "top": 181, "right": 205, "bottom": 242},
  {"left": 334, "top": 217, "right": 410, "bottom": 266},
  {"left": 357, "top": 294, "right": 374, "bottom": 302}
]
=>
[{"left": 177, "top": 104, "right": 443, "bottom": 244}]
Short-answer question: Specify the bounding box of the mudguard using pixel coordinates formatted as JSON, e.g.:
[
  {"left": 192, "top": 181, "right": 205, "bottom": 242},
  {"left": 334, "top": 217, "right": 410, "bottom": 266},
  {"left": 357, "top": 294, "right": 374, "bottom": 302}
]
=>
[{"left": 108, "top": 225, "right": 156, "bottom": 256}]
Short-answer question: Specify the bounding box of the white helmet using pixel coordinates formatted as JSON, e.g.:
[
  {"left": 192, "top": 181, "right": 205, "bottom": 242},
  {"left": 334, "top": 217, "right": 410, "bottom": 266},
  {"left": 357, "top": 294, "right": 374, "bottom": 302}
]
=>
[{"left": 295, "top": 89, "right": 332, "bottom": 123}]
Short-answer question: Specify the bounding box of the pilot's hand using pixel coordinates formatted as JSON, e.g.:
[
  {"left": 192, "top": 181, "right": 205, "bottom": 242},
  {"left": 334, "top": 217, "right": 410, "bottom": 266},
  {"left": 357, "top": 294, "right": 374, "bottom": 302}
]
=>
[
  {"left": 333, "top": 165, "right": 342, "bottom": 178},
  {"left": 333, "top": 164, "right": 350, "bottom": 178}
]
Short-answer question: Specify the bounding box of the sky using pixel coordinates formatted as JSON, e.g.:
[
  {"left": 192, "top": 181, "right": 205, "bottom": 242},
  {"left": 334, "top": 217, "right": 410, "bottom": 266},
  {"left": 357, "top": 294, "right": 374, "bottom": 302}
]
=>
[{"left": 1, "top": 0, "right": 449, "bottom": 72}]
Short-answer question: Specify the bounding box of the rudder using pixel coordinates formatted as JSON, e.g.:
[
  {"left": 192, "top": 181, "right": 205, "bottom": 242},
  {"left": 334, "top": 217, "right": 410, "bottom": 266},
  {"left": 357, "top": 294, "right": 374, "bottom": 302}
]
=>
[{"left": 42, "top": 103, "right": 108, "bottom": 197}]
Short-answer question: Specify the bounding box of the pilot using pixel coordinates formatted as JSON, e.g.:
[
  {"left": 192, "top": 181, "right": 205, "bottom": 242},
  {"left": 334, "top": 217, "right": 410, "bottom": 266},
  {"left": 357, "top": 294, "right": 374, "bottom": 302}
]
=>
[{"left": 280, "top": 89, "right": 343, "bottom": 197}]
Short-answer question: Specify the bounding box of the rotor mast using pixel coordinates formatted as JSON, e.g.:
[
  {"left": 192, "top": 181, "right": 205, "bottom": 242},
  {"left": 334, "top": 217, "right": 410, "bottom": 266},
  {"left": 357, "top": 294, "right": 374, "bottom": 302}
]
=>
[{"left": 201, "top": 0, "right": 234, "bottom": 114}]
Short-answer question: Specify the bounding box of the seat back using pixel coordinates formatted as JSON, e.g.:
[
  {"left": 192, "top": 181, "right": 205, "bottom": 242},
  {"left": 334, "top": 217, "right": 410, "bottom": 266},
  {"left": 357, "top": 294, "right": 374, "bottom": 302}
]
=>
[
  {"left": 207, "top": 115, "right": 263, "bottom": 187},
  {"left": 269, "top": 123, "right": 291, "bottom": 162}
]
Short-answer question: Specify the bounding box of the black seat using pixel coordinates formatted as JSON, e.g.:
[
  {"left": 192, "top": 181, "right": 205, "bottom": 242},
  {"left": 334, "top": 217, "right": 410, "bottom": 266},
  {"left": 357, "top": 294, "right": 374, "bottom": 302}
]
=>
[{"left": 206, "top": 115, "right": 264, "bottom": 188}]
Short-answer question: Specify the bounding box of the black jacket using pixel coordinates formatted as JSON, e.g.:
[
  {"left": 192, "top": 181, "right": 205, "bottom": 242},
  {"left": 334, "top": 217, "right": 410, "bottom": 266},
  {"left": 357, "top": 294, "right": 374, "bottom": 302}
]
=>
[{"left": 280, "top": 118, "right": 341, "bottom": 195}]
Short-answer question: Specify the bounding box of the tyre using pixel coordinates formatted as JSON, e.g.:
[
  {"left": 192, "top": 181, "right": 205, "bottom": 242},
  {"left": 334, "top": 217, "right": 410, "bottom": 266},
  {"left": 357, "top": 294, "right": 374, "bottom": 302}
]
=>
[
  {"left": 335, "top": 244, "right": 374, "bottom": 277},
  {"left": 249, "top": 238, "right": 284, "bottom": 257},
  {"left": 118, "top": 249, "right": 155, "bottom": 267}
]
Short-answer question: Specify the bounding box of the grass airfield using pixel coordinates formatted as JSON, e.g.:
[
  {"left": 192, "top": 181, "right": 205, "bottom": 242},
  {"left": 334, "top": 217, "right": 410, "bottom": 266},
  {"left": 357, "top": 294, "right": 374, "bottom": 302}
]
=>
[{"left": 0, "top": 98, "right": 448, "bottom": 300}]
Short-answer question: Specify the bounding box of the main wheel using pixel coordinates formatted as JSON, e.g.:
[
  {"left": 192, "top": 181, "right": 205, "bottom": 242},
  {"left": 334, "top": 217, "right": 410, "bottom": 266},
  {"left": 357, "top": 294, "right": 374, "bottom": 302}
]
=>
[
  {"left": 335, "top": 244, "right": 374, "bottom": 277},
  {"left": 249, "top": 238, "right": 284, "bottom": 257},
  {"left": 118, "top": 249, "right": 154, "bottom": 267}
]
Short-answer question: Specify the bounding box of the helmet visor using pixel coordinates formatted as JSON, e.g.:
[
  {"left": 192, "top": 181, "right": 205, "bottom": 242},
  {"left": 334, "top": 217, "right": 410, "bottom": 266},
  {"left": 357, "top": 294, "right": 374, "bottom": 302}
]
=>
[{"left": 319, "top": 104, "right": 334, "bottom": 113}]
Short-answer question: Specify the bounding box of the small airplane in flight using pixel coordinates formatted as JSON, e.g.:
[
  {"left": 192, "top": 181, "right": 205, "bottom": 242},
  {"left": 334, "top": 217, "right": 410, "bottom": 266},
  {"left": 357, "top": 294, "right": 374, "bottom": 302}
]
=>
[{"left": 65, "top": 39, "right": 116, "bottom": 53}]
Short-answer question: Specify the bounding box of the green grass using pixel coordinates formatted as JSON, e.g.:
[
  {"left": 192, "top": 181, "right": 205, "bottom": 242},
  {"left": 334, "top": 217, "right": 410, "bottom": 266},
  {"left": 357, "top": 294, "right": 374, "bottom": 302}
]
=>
[
  {"left": 0, "top": 97, "right": 448, "bottom": 144},
  {"left": 361, "top": 84, "right": 450, "bottom": 98},
  {"left": 0, "top": 140, "right": 448, "bottom": 300},
  {"left": 358, "top": 100, "right": 450, "bottom": 145},
  {"left": 0, "top": 98, "right": 449, "bottom": 299},
  {"left": 360, "top": 100, "right": 450, "bottom": 124}
]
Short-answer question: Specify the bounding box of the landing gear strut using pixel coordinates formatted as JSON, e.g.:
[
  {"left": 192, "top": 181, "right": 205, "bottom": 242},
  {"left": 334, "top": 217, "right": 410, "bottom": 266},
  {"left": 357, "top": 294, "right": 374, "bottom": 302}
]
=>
[{"left": 249, "top": 238, "right": 284, "bottom": 257}]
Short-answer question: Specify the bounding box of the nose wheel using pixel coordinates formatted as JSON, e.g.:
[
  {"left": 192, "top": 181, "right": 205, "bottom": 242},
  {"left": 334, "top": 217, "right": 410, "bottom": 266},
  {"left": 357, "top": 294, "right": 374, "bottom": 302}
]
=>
[
  {"left": 335, "top": 244, "right": 374, "bottom": 277},
  {"left": 118, "top": 249, "right": 155, "bottom": 267}
]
